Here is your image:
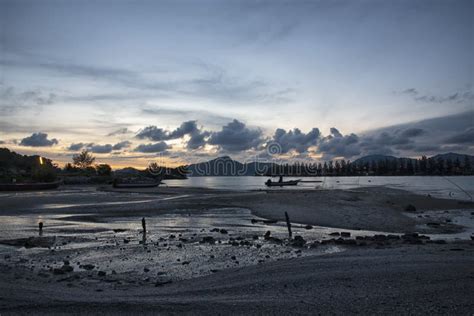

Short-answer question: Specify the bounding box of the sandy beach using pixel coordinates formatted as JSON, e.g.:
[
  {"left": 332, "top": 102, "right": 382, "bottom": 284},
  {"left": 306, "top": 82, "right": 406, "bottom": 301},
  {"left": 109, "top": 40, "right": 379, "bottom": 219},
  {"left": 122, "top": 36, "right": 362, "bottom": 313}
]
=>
[{"left": 0, "top": 185, "right": 473, "bottom": 314}]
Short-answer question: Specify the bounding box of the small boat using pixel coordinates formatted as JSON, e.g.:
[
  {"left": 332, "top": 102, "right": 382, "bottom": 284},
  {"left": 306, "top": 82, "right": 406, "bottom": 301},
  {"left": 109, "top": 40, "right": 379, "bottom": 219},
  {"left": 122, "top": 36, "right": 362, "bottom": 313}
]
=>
[
  {"left": 265, "top": 179, "right": 301, "bottom": 187},
  {"left": 0, "top": 181, "right": 61, "bottom": 191}
]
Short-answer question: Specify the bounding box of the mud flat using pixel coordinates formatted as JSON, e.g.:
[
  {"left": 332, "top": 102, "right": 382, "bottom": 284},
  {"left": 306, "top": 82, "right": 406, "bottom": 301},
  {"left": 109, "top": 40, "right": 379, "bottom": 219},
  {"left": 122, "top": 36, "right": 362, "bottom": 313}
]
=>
[{"left": 0, "top": 185, "right": 473, "bottom": 314}]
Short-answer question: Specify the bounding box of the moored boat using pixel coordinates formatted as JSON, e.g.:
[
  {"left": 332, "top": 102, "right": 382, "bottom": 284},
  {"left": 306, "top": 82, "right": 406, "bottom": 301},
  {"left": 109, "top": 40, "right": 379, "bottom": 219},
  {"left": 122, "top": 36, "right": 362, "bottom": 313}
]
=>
[
  {"left": 0, "top": 181, "right": 61, "bottom": 191},
  {"left": 265, "top": 179, "right": 301, "bottom": 187}
]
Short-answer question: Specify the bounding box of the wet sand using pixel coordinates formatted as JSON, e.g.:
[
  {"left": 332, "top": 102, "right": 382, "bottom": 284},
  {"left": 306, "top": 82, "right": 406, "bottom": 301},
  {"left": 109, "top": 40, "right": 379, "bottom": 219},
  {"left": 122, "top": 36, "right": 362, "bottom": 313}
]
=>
[{"left": 0, "top": 185, "right": 473, "bottom": 314}]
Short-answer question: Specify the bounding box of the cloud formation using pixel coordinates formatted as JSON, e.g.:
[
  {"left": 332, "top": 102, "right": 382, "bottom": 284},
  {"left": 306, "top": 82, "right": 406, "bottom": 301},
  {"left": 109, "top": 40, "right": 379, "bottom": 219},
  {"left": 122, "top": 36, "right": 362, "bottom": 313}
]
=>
[
  {"left": 136, "top": 120, "right": 209, "bottom": 149},
  {"left": 134, "top": 142, "right": 171, "bottom": 153},
  {"left": 208, "top": 119, "right": 262, "bottom": 151},
  {"left": 67, "top": 141, "right": 131, "bottom": 153},
  {"left": 399, "top": 88, "right": 474, "bottom": 104},
  {"left": 270, "top": 127, "right": 320, "bottom": 154},
  {"left": 19, "top": 132, "right": 58, "bottom": 147}
]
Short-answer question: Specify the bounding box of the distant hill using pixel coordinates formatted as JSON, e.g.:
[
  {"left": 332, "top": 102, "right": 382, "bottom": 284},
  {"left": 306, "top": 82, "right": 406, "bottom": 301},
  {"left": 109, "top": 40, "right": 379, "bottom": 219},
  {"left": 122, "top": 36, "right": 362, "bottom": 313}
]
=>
[
  {"left": 352, "top": 154, "right": 416, "bottom": 165},
  {"left": 183, "top": 152, "right": 474, "bottom": 176},
  {"left": 185, "top": 156, "right": 246, "bottom": 176},
  {"left": 185, "top": 156, "right": 283, "bottom": 176},
  {"left": 430, "top": 152, "right": 474, "bottom": 164}
]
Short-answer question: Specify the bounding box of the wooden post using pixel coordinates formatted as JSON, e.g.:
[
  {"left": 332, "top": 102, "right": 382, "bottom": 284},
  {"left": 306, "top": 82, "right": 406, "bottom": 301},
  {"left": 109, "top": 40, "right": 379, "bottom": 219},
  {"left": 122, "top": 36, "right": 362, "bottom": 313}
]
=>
[
  {"left": 285, "top": 212, "right": 292, "bottom": 239},
  {"left": 38, "top": 222, "right": 43, "bottom": 236},
  {"left": 141, "top": 217, "right": 147, "bottom": 243}
]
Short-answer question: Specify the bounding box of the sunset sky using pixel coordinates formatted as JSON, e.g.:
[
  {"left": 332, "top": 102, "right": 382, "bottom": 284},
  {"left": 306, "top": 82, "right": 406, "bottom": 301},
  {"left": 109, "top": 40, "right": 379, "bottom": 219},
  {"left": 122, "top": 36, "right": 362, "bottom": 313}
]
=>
[{"left": 1, "top": 0, "right": 473, "bottom": 168}]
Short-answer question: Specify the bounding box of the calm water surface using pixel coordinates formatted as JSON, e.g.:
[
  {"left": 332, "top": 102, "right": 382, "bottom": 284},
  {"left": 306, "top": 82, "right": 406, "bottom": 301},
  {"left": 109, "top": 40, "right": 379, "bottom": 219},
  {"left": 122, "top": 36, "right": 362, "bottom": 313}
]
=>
[{"left": 165, "top": 176, "right": 474, "bottom": 200}]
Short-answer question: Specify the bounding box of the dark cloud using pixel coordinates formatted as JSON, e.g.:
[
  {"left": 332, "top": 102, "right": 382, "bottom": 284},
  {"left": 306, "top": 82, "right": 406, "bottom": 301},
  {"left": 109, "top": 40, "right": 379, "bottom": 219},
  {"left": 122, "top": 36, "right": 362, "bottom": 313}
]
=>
[
  {"left": 208, "top": 119, "right": 263, "bottom": 151},
  {"left": 168, "top": 121, "right": 200, "bottom": 139},
  {"left": 134, "top": 142, "right": 171, "bottom": 153},
  {"left": 400, "top": 128, "right": 425, "bottom": 138},
  {"left": 136, "top": 126, "right": 168, "bottom": 141},
  {"left": 136, "top": 121, "right": 209, "bottom": 149},
  {"left": 67, "top": 142, "right": 89, "bottom": 151},
  {"left": 19, "top": 132, "right": 58, "bottom": 147},
  {"left": 270, "top": 127, "right": 320, "bottom": 154},
  {"left": 187, "top": 131, "right": 210, "bottom": 149},
  {"left": 67, "top": 141, "right": 130, "bottom": 152},
  {"left": 444, "top": 127, "right": 474, "bottom": 144},
  {"left": 112, "top": 140, "right": 132, "bottom": 150},
  {"left": 318, "top": 129, "right": 361, "bottom": 159},
  {"left": 89, "top": 144, "right": 113, "bottom": 154}
]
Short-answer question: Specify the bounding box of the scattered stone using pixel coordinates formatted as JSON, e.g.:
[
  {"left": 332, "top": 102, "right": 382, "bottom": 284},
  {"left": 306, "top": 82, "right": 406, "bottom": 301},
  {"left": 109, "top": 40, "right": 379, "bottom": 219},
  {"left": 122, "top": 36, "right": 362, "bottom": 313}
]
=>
[
  {"left": 144, "top": 268, "right": 150, "bottom": 273},
  {"left": 53, "top": 264, "right": 73, "bottom": 274},
  {"left": 291, "top": 235, "right": 306, "bottom": 247},
  {"left": 155, "top": 279, "right": 172, "bottom": 287},
  {"left": 80, "top": 264, "right": 95, "bottom": 270},
  {"left": 231, "top": 256, "right": 236, "bottom": 260},
  {"left": 405, "top": 204, "right": 417, "bottom": 212},
  {"left": 210, "top": 228, "right": 220, "bottom": 232},
  {"left": 200, "top": 236, "right": 216, "bottom": 244},
  {"left": 98, "top": 271, "right": 106, "bottom": 277}
]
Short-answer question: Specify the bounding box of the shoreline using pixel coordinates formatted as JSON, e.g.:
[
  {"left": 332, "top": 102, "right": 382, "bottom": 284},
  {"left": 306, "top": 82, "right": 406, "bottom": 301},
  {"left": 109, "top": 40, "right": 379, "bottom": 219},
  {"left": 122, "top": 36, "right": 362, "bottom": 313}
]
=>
[{"left": 0, "top": 185, "right": 473, "bottom": 314}]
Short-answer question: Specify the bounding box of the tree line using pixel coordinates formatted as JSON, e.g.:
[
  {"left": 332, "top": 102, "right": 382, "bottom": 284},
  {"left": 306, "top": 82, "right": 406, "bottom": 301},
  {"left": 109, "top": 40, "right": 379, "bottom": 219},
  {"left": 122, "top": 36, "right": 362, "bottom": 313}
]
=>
[{"left": 259, "top": 155, "right": 473, "bottom": 177}]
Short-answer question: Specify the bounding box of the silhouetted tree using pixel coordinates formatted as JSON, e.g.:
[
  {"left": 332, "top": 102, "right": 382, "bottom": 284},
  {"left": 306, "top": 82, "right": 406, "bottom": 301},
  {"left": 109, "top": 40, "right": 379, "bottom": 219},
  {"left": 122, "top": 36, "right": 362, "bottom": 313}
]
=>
[{"left": 72, "top": 150, "right": 95, "bottom": 169}]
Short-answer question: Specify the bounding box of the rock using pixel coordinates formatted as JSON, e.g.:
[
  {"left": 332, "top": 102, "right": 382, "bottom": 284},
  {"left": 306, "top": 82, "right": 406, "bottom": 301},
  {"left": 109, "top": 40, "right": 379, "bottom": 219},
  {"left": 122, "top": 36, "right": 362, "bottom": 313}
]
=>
[
  {"left": 304, "top": 225, "right": 313, "bottom": 230},
  {"left": 98, "top": 271, "right": 106, "bottom": 276},
  {"left": 53, "top": 264, "right": 73, "bottom": 274},
  {"left": 252, "top": 235, "right": 259, "bottom": 240},
  {"left": 123, "top": 239, "right": 130, "bottom": 244},
  {"left": 231, "top": 256, "right": 236, "bottom": 260},
  {"left": 219, "top": 229, "right": 228, "bottom": 234},
  {"left": 80, "top": 264, "right": 95, "bottom": 270},
  {"left": 155, "top": 279, "right": 172, "bottom": 287},
  {"left": 264, "top": 231, "right": 271, "bottom": 239},
  {"left": 182, "top": 261, "right": 190, "bottom": 265},
  {"left": 144, "top": 268, "right": 150, "bottom": 272},
  {"left": 200, "top": 236, "right": 216, "bottom": 244},
  {"left": 291, "top": 235, "right": 306, "bottom": 247},
  {"left": 210, "top": 228, "right": 220, "bottom": 232},
  {"left": 341, "top": 232, "right": 351, "bottom": 237},
  {"left": 405, "top": 204, "right": 417, "bottom": 212},
  {"left": 329, "top": 232, "right": 340, "bottom": 236}
]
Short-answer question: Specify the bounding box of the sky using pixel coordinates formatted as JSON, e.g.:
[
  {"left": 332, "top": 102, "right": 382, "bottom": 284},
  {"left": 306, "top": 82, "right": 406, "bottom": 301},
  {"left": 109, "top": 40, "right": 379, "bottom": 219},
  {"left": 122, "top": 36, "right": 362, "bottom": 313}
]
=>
[{"left": 0, "top": 0, "right": 473, "bottom": 168}]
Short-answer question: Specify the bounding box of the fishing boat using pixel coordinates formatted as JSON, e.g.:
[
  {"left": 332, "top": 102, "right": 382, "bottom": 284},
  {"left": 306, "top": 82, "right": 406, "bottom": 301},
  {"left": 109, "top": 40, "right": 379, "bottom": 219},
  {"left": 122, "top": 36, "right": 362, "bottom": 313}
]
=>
[
  {"left": 0, "top": 181, "right": 61, "bottom": 191},
  {"left": 265, "top": 179, "right": 301, "bottom": 187}
]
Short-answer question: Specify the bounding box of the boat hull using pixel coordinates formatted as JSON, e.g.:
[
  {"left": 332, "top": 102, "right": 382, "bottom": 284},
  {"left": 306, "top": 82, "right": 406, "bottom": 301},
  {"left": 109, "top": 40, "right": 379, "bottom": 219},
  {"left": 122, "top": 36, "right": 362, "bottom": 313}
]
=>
[
  {"left": 0, "top": 181, "right": 61, "bottom": 191},
  {"left": 265, "top": 180, "right": 301, "bottom": 187}
]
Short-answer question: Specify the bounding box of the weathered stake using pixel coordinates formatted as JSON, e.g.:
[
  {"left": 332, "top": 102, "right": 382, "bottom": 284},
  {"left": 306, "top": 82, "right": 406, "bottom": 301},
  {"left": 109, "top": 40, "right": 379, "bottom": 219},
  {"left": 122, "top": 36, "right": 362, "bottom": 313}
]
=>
[
  {"left": 141, "top": 217, "right": 147, "bottom": 243},
  {"left": 285, "top": 212, "right": 292, "bottom": 239},
  {"left": 38, "top": 222, "right": 43, "bottom": 236}
]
